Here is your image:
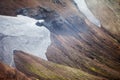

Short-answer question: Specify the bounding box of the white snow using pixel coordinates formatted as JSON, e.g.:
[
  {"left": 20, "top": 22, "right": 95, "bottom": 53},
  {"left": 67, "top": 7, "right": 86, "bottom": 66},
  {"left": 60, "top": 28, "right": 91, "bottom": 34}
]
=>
[
  {"left": 38, "top": 20, "right": 45, "bottom": 23},
  {"left": 74, "top": 0, "right": 101, "bottom": 27},
  {"left": 0, "top": 15, "right": 51, "bottom": 66}
]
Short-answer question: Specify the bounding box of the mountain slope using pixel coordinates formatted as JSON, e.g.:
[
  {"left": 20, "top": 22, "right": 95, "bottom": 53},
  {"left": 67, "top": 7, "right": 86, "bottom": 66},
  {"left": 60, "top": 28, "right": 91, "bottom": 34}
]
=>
[
  {"left": 85, "top": 0, "right": 120, "bottom": 42},
  {"left": 0, "top": 0, "right": 120, "bottom": 80},
  {"left": 0, "top": 61, "right": 31, "bottom": 80},
  {"left": 14, "top": 50, "right": 107, "bottom": 80},
  {"left": 0, "top": 0, "right": 39, "bottom": 16}
]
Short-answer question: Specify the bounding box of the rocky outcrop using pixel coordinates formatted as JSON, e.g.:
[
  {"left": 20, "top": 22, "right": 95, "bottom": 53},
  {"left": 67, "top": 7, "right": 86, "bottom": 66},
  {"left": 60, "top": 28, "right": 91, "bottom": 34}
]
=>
[
  {"left": 0, "top": 61, "right": 31, "bottom": 80},
  {"left": 14, "top": 50, "right": 107, "bottom": 80}
]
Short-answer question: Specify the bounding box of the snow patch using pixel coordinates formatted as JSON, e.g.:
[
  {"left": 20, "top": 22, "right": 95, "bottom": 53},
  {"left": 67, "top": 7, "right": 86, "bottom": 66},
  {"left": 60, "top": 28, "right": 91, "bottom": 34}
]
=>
[
  {"left": 0, "top": 15, "right": 51, "bottom": 66},
  {"left": 74, "top": 0, "right": 101, "bottom": 27}
]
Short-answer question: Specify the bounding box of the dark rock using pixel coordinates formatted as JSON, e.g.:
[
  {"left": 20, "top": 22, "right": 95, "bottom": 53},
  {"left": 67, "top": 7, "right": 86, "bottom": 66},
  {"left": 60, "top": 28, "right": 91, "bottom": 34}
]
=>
[
  {"left": 16, "top": 6, "right": 55, "bottom": 20},
  {"left": 35, "top": 21, "right": 43, "bottom": 27},
  {"left": 52, "top": 0, "right": 66, "bottom": 7}
]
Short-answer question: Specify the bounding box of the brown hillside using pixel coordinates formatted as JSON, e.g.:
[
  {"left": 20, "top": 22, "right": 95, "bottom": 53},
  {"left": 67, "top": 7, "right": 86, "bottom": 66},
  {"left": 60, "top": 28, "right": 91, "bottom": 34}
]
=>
[
  {"left": 0, "top": 61, "right": 31, "bottom": 80},
  {"left": 14, "top": 50, "right": 107, "bottom": 80}
]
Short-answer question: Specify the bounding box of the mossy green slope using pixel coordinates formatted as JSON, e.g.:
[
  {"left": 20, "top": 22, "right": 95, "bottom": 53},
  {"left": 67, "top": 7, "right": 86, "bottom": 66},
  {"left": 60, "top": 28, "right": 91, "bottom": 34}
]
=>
[{"left": 14, "top": 51, "right": 107, "bottom": 80}]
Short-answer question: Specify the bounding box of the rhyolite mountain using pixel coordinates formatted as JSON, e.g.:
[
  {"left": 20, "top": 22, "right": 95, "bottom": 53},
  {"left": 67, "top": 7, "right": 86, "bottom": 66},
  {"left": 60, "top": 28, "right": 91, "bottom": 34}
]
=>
[
  {"left": 0, "top": 0, "right": 120, "bottom": 80},
  {"left": 86, "top": 0, "right": 120, "bottom": 42},
  {"left": 0, "top": 61, "right": 31, "bottom": 80},
  {"left": 14, "top": 50, "right": 107, "bottom": 80}
]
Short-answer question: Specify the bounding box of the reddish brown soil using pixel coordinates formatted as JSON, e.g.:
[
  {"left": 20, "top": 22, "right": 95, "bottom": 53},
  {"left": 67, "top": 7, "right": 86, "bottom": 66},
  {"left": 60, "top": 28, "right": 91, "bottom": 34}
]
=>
[
  {"left": 0, "top": 0, "right": 40, "bottom": 16},
  {"left": 0, "top": 61, "right": 31, "bottom": 80}
]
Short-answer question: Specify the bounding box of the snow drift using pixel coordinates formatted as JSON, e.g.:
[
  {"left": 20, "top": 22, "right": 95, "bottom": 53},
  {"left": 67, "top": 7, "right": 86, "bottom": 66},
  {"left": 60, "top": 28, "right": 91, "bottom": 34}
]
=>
[
  {"left": 74, "top": 0, "right": 101, "bottom": 27},
  {"left": 0, "top": 15, "right": 51, "bottom": 66}
]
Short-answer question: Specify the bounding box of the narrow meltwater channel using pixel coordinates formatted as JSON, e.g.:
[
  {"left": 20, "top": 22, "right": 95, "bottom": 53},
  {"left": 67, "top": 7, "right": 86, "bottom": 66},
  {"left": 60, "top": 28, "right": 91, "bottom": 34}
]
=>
[{"left": 74, "top": 0, "right": 101, "bottom": 27}]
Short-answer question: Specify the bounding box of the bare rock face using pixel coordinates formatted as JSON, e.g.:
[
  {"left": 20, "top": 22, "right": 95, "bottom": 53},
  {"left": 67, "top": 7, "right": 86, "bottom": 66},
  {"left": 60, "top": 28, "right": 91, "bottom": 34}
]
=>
[
  {"left": 52, "top": 0, "right": 66, "bottom": 6},
  {"left": 0, "top": 61, "right": 31, "bottom": 80}
]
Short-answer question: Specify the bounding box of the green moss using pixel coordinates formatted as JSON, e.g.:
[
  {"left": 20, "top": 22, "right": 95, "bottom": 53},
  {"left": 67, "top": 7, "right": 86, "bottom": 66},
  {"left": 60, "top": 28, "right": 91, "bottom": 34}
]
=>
[
  {"left": 25, "top": 63, "right": 67, "bottom": 80},
  {"left": 90, "top": 67, "right": 96, "bottom": 71},
  {"left": 18, "top": 55, "right": 105, "bottom": 80},
  {"left": 26, "top": 64, "right": 47, "bottom": 78}
]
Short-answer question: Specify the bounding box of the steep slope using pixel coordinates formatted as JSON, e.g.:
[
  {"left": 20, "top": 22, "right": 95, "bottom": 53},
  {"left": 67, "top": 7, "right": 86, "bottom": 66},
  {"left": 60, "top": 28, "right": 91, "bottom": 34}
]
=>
[
  {"left": 46, "top": 18, "right": 120, "bottom": 79},
  {"left": 74, "top": 0, "right": 101, "bottom": 27},
  {"left": 14, "top": 50, "right": 107, "bottom": 80},
  {"left": 0, "top": 61, "right": 31, "bottom": 80},
  {"left": 20, "top": 1, "right": 120, "bottom": 79},
  {"left": 0, "top": 0, "right": 120, "bottom": 80},
  {"left": 85, "top": 0, "right": 120, "bottom": 42},
  {"left": 0, "top": 0, "right": 39, "bottom": 16}
]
